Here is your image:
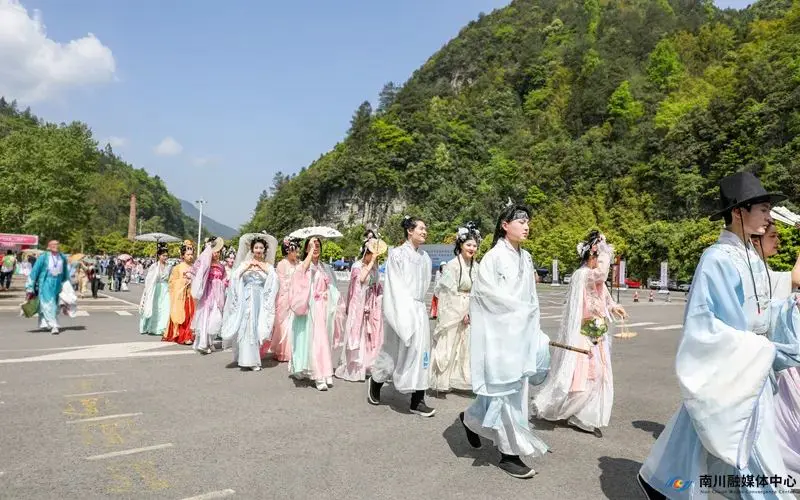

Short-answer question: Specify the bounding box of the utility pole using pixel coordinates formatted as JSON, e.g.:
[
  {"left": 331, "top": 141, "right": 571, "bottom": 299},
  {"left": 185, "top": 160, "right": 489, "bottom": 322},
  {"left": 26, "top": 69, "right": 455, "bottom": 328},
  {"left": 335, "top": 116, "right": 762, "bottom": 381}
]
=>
[{"left": 196, "top": 199, "right": 206, "bottom": 246}]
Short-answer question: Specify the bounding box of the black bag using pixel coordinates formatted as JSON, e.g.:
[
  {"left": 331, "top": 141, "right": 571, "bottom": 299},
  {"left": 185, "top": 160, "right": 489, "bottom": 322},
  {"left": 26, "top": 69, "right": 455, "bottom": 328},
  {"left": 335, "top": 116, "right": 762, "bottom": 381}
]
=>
[{"left": 97, "top": 280, "right": 105, "bottom": 291}]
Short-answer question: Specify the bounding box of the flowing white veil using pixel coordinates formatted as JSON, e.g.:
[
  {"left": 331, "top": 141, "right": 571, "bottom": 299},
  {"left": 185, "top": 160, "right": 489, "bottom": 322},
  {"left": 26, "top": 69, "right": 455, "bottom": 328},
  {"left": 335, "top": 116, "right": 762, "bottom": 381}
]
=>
[{"left": 234, "top": 232, "right": 278, "bottom": 270}]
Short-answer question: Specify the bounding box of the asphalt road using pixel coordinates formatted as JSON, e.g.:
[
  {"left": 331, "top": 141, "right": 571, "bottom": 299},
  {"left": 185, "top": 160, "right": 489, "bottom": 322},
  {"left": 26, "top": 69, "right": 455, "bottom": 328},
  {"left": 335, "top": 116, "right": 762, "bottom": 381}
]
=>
[{"left": 0, "top": 279, "right": 687, "bottom": 499}]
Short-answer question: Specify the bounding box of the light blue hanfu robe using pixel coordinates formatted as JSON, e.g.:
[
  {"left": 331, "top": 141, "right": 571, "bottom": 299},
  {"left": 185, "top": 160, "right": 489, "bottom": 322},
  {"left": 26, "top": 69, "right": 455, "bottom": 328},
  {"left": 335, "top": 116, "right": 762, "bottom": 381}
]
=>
[
  {"left": 221, "top": 264, "right": 279, "bottom": 369},
  {"left": 639, "top": 230, "right": 800, "bottom": 499},
  {"left": 138, "top": 262, "right": 170, "bottom": 336},
  {"left": 26, "top": 252, "right": 70, "bottom": 329},
  {"left": 464, "top": 238, "right": 551, "bottom": 458}
]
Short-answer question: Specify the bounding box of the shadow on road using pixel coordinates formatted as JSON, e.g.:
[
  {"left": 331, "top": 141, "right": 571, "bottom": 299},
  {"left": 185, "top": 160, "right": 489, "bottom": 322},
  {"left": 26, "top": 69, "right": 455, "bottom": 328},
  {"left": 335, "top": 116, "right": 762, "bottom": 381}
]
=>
[
  {"left": 442, "top": 417, "right": 494, "bottom": 468},
  {"left": 598, "top": 456, "right": 644, "bottom": 499},
  {"left": 632, "top": 420, "right": 664, "bottom": 439},
  {"left": 25, "top": 325, "right": 86, "bottom": 333}
]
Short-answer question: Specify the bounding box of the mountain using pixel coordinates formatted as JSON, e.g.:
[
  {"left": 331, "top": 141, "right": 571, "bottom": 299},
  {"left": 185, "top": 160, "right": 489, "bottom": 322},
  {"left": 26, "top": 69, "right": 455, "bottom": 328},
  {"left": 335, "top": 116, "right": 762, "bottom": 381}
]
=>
[
  {"left": 179, "top": 199, "right": 238, "bottom": 239},
  {"left": 243, "top": 0, "right": 800, "bottom": 281},
  {"left": 0, "top": 97, "right": 200, "bottom": 254}
]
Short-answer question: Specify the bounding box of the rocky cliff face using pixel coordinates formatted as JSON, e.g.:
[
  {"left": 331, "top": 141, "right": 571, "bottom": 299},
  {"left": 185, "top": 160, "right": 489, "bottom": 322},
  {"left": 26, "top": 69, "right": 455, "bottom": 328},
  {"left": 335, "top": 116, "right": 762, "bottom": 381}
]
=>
[{"left": 320, "top": 192, "right": 407, "bottom": 228}]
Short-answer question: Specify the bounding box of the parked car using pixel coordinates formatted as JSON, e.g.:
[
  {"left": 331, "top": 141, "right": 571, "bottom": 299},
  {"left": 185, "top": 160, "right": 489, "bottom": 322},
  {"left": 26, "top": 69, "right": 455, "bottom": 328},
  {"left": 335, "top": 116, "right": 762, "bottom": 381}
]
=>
[
  {"left": 678, "top": 283, "right": 691, "bottom": 292},
  {"left": 624, "top": 278, "right": 641, "bottom": 288},
  {"left": 563, "top": 274, "right": 572, "bottom": 284},
  {"left": 648, "top": 278, "right": 661, "bottom": 289}
]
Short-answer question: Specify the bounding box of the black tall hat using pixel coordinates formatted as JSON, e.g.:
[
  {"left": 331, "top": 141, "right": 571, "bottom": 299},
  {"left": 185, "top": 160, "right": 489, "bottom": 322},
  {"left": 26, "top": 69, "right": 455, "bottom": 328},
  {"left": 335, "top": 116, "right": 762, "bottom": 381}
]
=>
[{"left": 709, "top": 171, "right": 787, "bottom": 221}]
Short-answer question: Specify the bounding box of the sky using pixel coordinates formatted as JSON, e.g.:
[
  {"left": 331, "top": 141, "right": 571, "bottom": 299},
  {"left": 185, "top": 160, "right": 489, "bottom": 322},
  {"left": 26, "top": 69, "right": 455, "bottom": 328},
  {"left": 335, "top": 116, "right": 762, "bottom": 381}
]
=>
[{"left": 0, "top": 0, "right": 750, "bottom": 229}]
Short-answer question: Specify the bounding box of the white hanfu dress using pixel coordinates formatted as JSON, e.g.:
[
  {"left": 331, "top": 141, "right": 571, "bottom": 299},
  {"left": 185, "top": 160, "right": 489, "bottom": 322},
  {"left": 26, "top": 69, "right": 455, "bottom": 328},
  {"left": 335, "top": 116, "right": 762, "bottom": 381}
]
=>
[
  {"left": 370, "top": 241, "right": 432, "bottom": 393},
  {"left": 639, "top": 230, "right": 800, "bottom": 499},
  {"left": 463, "top": 238, "right": 551, "bottom": 458},
  {"left": 221, "top": 263, "right": 279, "bottom": 369}
]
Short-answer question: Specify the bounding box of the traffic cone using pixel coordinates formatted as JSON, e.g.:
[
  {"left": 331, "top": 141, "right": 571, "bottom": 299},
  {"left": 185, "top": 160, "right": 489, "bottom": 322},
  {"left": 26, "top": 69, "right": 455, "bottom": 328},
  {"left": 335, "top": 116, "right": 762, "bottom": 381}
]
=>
[
  {"left": 633, "top": 291, "right": 639, "bottom": 303},
  {"left": 648, "top": 290, "right": 654, "bottom": 302}
]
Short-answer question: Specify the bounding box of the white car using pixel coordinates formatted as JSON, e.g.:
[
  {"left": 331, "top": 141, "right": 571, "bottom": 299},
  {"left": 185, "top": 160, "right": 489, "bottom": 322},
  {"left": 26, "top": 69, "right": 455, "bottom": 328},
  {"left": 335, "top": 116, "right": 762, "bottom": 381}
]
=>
[{"left": 563, "top": 274, "right": 572, "bottom": 284}]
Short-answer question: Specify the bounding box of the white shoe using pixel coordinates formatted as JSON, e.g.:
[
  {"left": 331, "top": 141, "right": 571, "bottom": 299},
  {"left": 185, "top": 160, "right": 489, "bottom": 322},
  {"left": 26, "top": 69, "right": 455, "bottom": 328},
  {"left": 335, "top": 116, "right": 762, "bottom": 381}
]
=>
[
  {"left": 253, "top": 366, "right": 262, "bottom": 371},
  {"left": 51, "top": 327, "right": 59, "bottom": 335},
  {"left": 325, "top": 377, "right": 333, "bottom": 387},
  {"left": 316, "top": 380, "right": 328, "bottom": 391}
]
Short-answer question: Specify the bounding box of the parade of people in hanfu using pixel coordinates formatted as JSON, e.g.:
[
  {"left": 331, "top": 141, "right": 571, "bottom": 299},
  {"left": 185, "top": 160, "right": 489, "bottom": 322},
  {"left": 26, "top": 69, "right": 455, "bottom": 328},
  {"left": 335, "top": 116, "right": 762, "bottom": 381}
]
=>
[
  {"left": 638, "top": 172, "right": 800, "bottom": 499},
  {"left": 531, "top": 230, "right": 627, "bottom": 437},
  {"left": 334, "top": 233, "right": 386, "bottom": 382},
  {"left": 460, "top": 204, "right": 551, "bottom": 479},
  {"left": 221, "top": 233, "right": 279, "bottom": 371},
  {"left": 162, "top": 240, "right": 196, "bottom": 345},
  {"left": 429, "top": 222, "right": 480, "bottom": 393},
  {"left": 139, "top": 244, "right": 171, "bottom": 337},
  {"left": 368, "top": 216, "right": 436, "bottom": 417},
  {"left": 288, "top": 236, "right": 345, "bottom": 391},
  {"left": 190, "top": 236, "right": 228, "bottom": 354}
]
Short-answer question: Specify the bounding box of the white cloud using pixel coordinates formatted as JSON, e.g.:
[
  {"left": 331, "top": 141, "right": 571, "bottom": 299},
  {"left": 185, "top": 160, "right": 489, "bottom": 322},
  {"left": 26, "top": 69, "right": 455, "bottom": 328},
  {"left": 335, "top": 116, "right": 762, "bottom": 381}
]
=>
[
  {"left": 0, "top": 0, "right": 116, "bottom": 103},
  {"left": 154, "top": 136, "right": 183, "bottom": 156},
  {"left": 106, "top": 136, "right": 127, "bottom": 148},
  {"left": 191, "top": 156, "right": 217, "bottom": 167}
]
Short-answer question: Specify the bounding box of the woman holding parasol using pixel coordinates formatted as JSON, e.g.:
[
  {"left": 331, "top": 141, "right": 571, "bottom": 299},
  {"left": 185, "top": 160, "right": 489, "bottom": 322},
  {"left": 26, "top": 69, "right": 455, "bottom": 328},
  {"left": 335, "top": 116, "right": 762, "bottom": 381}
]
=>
[{"left": 334, "top": 231, "right": 386, "bottom": 382}]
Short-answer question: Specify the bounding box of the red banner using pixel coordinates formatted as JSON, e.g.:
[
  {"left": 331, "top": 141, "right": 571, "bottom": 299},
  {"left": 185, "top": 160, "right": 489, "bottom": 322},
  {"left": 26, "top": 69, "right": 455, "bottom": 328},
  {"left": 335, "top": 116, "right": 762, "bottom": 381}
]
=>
[{"left": 0, "top": 233, "right": 39, "bottom": 246}]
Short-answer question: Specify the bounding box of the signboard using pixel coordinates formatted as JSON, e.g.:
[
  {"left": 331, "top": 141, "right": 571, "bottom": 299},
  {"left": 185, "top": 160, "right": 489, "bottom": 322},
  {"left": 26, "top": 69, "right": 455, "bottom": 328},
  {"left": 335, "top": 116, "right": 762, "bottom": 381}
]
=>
[
  {"left": 552, "top": 259, "right": 559, "bottom": 286},
  {"left": 659, "top": 261, "right": 669, "bottom": 293},
  {"left": 619, "top": 260, "right": 626, "bottom": 288},
  {"left": 0, "top": 233, "right": 38, "bottom": 247}
]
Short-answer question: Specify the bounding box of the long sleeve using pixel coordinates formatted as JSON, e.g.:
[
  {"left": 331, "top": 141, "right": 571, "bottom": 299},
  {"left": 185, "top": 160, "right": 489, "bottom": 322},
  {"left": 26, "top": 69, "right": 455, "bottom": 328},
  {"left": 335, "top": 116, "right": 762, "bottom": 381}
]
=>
[
  {"left": 258, "top": 271, "right": 279, "bottom": 343},
  {"left": 25, "top": 255, "right": 44, "bottom": 292},
  {"left": 382, "top": 249, "right": 416, "bottom": 347},
  {"left": 676, "top": 247, "right": 776, "bottom": 469}
]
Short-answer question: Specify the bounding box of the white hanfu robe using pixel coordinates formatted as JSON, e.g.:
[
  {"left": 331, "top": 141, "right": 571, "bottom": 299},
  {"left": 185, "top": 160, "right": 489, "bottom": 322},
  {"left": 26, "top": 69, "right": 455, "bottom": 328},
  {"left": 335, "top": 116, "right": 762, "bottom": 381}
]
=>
[
  {"left": 221, "top": 264, "right": 279, "bottom": 369},
  {"left": 463, "top": 238, "right": 551, "bottom": 458},
  {"left": 639, "top": 230, "right": 800, "bottom": 499},
  {"left": 370, "top": 241, "right": 432, "bottom": 393}
]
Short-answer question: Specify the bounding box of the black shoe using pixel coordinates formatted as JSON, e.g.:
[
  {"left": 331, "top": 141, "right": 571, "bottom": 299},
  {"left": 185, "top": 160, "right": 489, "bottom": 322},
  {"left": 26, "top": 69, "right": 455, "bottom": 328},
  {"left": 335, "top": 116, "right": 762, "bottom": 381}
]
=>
[
  {"left": 498, "top": 454, "right": 536, "bottom": 479},
  {"left": 593, "top": 428, "right": 603, "bottom": 438},
  {"left": 460, "top": 412, "right": 482, "bottom": 448},
  {"left": 367, "top": 377, "right": 381, "bottom": 405},
  {"left": 410, "top": 401, "right": 436, "bottom": 417},
  {"left": 637, "top": 473, "right": 667, "bottom": 500}
]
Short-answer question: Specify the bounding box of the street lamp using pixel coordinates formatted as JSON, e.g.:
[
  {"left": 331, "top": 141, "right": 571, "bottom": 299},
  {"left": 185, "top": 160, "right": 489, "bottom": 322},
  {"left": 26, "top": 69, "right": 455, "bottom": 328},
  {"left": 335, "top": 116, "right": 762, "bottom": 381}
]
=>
[{"left": 196, "top": 199, "right": 206, "bottom": 245}]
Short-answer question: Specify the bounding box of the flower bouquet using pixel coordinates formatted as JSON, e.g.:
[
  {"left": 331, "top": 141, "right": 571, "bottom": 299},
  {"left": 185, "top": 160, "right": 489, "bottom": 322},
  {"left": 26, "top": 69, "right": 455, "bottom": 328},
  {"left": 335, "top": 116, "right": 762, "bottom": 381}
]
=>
[{"left": 581, "top": 317, "right": 608, "bottom": 345}]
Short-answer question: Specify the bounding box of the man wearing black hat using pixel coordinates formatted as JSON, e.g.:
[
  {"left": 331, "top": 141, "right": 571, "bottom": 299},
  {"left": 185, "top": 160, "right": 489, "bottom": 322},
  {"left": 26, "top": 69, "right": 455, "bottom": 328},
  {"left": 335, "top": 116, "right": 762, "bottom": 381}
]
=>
[{"left": 637, "top": 172, "right": 800, "bottom": 499}]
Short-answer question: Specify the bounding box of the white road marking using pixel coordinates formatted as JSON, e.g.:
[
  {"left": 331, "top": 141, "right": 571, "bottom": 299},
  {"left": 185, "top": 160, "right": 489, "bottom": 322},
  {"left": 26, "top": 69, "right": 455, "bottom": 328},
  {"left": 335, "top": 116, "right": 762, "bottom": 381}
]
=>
[
  {"left": 74, "top": 310, "right": 90, "bottom": 317},
  {"left": 63, "top": 390, "right": 127, "bottom": 398},
  {"left": 59, "top": 372, "right": 116, "bottom": 379},
  {"left": 115, "top": 310, "right": 132, "bottom": 316},
  {"left": 67, "top": 412, "right": 142, "bottom": 424},
  {"left": 623, "top": 322, "right": 657, "bottom": 327},
  {"left": 84, "top": 443, "right": 173, "bottom": 461},
  {"left": 0, "top": 346, "right": 87, "bottom": 353},
  {"left": 2, "top": 342, "right": 190, "bottom": 364},
  {"left": 540, "top": 315, "right": 562, "bottom": 319},
  {"left": 646, "top": 324, "right": 684, "bottom": 331},
  {"left": 98, "top": 293, "right": 140, "bottom": 308},
  {"left": 181, "top": 489, "right": 236, "bottom": 500}
]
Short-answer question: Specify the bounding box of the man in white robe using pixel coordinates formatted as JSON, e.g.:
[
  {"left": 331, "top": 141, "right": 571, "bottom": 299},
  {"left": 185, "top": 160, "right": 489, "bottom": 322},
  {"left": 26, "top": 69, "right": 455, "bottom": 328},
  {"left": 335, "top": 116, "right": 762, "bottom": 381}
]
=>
[
  {"left": 460, "top": 205, "right": 551, "bottom": 479},
  {"left": 638, "top": 172, "right": 800, "bottom": 499},
  {"left": 368, "top": 216, "right": 436, "bottom": 417}
]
